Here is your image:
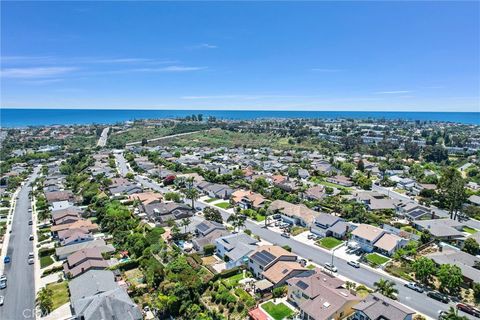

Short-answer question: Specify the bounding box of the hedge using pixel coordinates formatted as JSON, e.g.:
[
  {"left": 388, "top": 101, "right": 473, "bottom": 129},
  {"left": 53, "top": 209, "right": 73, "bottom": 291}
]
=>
[
  {"left": 111, "top": 259, "right": 139, "bottom": 271},
  {"left": 212, "top": 266, "right": 244, "bottom": 282},
  {"left": 190, "top": 253, "right": 203, "bottom": 265},
  {"left": 282, "top": 245, "right": 292, "bottom": 252},
  {"left": 204, "top": 244, "right": 215, "bottom": 256},
  {"left": 41, "top": 265, "right": 63, "bottom": 277},
  {"left": 39, "top": 247, "right": 55, "bottom": 257}
]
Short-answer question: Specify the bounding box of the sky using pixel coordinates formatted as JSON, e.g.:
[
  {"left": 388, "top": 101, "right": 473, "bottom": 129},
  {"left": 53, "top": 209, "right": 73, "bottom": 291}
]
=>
[{"left": 1, "top": 1, "right": 479, "bottom": 112}]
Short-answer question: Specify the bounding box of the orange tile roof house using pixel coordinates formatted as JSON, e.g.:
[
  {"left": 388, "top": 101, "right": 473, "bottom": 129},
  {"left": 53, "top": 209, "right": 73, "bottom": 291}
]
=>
[
  {"left": 262, "top": 260, "right": 307, "bottom": 286},
  {"left": 268, "top": 200, "right": 319, "bottom": 227},
  {"left": 51, "top": 219, "right": 99, "bottom": 235},
  {"left": 231, "top": 190, "right": 267, "bottom": 210},
  {"left": 45, "top": 190, "right": 75, "bottom": 204},
  {"left": 287, "top": 269, "right": 361, "bottom": 320},
  {"left": 128, "top": 191, "right": 163, "bottom": 205},
  {"left": 63, "top": 247, "right": 110, "bottom": 278}
]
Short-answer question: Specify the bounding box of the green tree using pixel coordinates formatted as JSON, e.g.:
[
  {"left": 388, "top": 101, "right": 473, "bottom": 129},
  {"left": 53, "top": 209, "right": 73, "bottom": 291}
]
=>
[
  {"left": 204, "top": 207, "right": 223, "bottom": 224},
  {"left": 227, "top": 212, "right": 246, "bottom": 232},
  {"left": 184, "top": 188, "right": 199, "bottom": 209},
  {"left": 463, "top": 237, "right": 479, "bottom": 255},
  {"left": 473, "top": 282, "right": 480, "bottom": 303},
  {"left": 373, "top": 279, "right": 398, "bottom": 299},
  {"left": 438, "top": 167, "right": 466, "bottom": 220},
  {"left": 442, "top": 306, "right": 469, "bottom": 320},
  {"left": 340, "top": 162, "right": 355, "bottom": 177},
  {"left": 180, "top": 217, "right": 191, "bottom": 234},
  {"left": 37, "top": 286, "right": 53, "bottom": 315},
  {"left": 412, "top": 257, "right": 436, "bottom": 285},
  {"left": 437, "top": 264, "right": 463, "bottom": 295}
]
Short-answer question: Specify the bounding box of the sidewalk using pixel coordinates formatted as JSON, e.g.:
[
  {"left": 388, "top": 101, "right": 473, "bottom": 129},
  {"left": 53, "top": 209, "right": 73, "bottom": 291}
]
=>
[{"left": 0, "top": 186, "right": 21, "bottom": 275}]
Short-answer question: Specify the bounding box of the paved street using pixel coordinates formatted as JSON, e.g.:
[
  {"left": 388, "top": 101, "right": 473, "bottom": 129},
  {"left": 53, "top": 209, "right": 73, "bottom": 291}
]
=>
[
  {"left": 0, "top": 168, "right": 39, "bottom": 320},
  {"left": 96, "top": 127, "right": 110, "bottom": 147},
  {"left": 114, "top": 151, "right": 473, "bottom": 319}
]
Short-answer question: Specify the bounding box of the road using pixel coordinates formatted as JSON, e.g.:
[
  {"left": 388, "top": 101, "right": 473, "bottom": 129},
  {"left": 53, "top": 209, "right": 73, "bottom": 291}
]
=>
[
  {"left": 114, "top": 152, "right": 472, "bottom": 319},
  {"left": 0, "top": 168, "right": 39, "bottom": 320},
  {"left": 97, "top": 127, "right": 110, "bottom": 147}
]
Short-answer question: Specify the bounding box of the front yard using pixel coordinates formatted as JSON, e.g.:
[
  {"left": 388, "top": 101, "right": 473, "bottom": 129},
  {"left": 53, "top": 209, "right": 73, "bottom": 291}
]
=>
[
  {"left": 317, "top": 237, "right": 343, "bottom": 249},
  {"left": 215, "top": 202, "right": 232, "bottom": 209},
  {"left": 261, "top": 301, "right": 293, "bottom": 320},
  {"left": 40, "top": 255, "right": 54, "bottom": 268},
  {"left": 463, "top": 226, "right": 477, "bottom": 234},
  {"left": 46, "top": 281, "right": 70, "bottom": 310},
  {"left": 365, "top": 253, "right": 390, "bottom": 266}
]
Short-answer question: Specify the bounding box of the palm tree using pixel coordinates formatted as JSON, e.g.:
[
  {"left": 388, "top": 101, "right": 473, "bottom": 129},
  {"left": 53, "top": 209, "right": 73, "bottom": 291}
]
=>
[
  {"left": 181, "top": 217, "right": 191, "bottom": 234},
  {"left": 228, "top": 212, "right": 246, "bottom": 232},
  {"left": 373, "top": 279, "right": 398, "bottom": 299},
  {"left": 442, "top": 306, "right": 468, "bottom": 320},
  {"left": 37, "top": 287, "right": 53, "bottom": 316},
  {"left": 185, "top": 188, "right": 199, "bottom": 209}
]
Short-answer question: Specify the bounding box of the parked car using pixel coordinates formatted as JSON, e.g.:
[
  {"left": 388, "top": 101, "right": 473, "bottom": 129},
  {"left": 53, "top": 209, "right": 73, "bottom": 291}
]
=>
[
  {"left": 29, "top": 234, "right": 34, "bottom": 241},
  {"left": 427, "top": 291, "right": 449, "bottom": 304},
  {"left": 0, "top": 275, "right": 6, "bottom": 282},
  {"left": 438, "top": 310, "right": 447, "bottom": 320},
  {"left": 347, "top": 260, "right": 360, "bottom": 268},
  {"left": 307, "top": 233, "right": 316, "bottom": 240},
  {"left": 281, "top": 232, "right": 290, "bottom": 238},
  {"left": 0, "top": 280, "right": 6, "bottom": 289},
  {"left": 272, "top": 214, "right": 281, "bottom": 220},
  {"left": 3, "top": 256, "right": 10, "bottom": 264},
  {"left": 298, "top": 259, "right": 307, "bottom": 267},
  {"left": 274, "top": 221, "right": 281, "bottom": 227},
  {"left": 0, "top": 295, "right": 4, "bottom": 306},
  {"left": 324, "top": 262, "right": 337, "bottom": 272},
  {"left": 28, "top": 252, "right": 34, "bottom": 259},
  {"left": 28, "top": 220, "right": 32, "bottom": 225},
  {"left": 405, "top": 282, "right": 424, "bottom": 293},
  {"left": 456, "top": 303, "right": 480, "bottom": 318},
  {"left": 28, "top": 258, "right": 34, "bottom": 265}
]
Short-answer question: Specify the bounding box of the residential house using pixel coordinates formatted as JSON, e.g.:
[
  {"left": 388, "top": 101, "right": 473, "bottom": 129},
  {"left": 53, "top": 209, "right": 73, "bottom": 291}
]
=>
[
  {"left": 51, "top": 220, "right": 99, "bottom": 238},
  {"left": 304, "top": 185, "right": 326, "bottom": 201},
  {"left": 412, "top": 219, "right": 465, "bottom": 242},
  {"left": 326, "top": 176, "right": 353, "bottom": 187},
  {"left": 45, "top": 190, "right": 75, "bottom": 204},
  {"left": 268, "top": 200, "right": 319, "bottom": 227},
  {"left": 231, "top": 190, "right": 267, "bottom": 210},
  {"left": 352, "top": 293, "right": 415, "bottom": 320},
  {"left": 248, "top": 245, "right": 297, "bottom": 279},
  {"left": 69, "top": 270, "right": 142, "bottom": 320},
  {"left": 63, "top": 247, "right": 110, "bottom": 278},
  {"left": 128, "top": 192, "right": 163, "bottom": 205},
  {"left": 426, "top": 249, "right": 480, "bottom": 287},
  {"left": 141, "top": 202, "right": 193, "bottom": 225},
  {"left": 287, "top": 269, "right": 361, "bottom": 320},
  {"left": 262, "top": 260, "right": 308, "bottom": 287},
  {"left": 350, "top": 224, "right": 386, "bottom": 253},
  {"left": 56, "top": 239, "right": 115, "bottom": 260},
  {"left": 197, "top": 182, "right": 233, "bottom": 199},
  {"left": 216, "top": 233, "right": 258, "bottom": 269},
  {"left": 192, "top": 220, "right": 230, "bottom": 252},
  {"left": 310, "top": 214, "right": 352, "bottom": 240}
]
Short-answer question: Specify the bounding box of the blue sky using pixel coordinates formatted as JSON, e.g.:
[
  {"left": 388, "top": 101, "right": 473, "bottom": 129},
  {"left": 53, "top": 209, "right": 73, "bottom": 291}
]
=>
[{"left": 1, "top": 1, "right": 479, "bottom": 112}]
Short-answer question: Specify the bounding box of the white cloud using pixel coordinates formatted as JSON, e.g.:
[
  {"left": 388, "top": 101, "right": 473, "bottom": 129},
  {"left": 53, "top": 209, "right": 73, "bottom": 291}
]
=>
[
  {"left": 191, "top": 43, "right": 218, "bottom": 49},
  {"left": 129, "top": 66, "right": 207, "bottom": 73},
  {"left": 375, "top": 90, "right": 412, "bottom": 94},
  {"left": 1, "top": 67, "right": 77, "bottom": 78}
]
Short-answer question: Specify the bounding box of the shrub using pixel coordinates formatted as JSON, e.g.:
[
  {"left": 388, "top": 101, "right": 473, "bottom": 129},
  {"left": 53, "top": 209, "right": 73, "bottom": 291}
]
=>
[
  {"left": 204, "top": 244, "right": 216, "bottom": 256},
  {"left": 38, "top": 247, "right": 55, "bottom": 257},
  {"left": 190, "top": 253, "right": 203, "bottom": 265},
  {"left": 112, "top": 259, "right": 139, "bottom": 271},
  {"left": 244, "top": 229, "right": 252, "bottom": 236},
  {"left": 282, "top": 245, "right": 292, "bottom": 252}
]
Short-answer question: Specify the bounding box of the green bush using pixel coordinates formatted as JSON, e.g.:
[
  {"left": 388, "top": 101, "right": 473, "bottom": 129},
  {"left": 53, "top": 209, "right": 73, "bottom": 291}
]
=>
[
  {"left": 39, "top": 247, "right": 55, "bottom": 257},
  {"left": 204, "top": 244, "right": 216, "bottom": 256},
  {"left": 190, "top": 253, "right": 203, "bottom": 265},
  {"left": 282, "top": 245, "right": 292, "bottom": 252},
  {"left": 113, "top": 259, "right": 139, "bottom": 271},
  {"left": 41, "top": 265, "right": 64, "bottom": 277}
]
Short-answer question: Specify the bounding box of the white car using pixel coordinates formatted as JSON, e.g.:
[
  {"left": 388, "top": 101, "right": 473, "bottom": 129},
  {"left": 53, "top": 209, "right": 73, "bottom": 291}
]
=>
[
  {"left": 347, "top": 260, "right": 360, "bottom": 268},
  {"left": 28, "top": 258, "right": 34, "bottom": 265},
  {"left": 28, "top": 252, "right": 34, "bottom": 259},
  {"left": 324, "top": 262, "right": 337, "bottom": 272},
  {"left": 0, "top": 275, "right": 6, "bottom": 282},
  {"left": 0, "top": 295, "right": 4, "bottom": 306}
]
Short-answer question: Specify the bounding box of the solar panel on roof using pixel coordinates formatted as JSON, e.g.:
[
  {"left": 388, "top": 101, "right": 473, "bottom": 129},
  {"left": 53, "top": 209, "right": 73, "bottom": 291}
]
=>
[
  {"left": 409, "top": 210, "right": 426, "bottom": 218},
  {"left": 197, "top": 223, "right": 209, "bottom": 232},
  {"left": 297, "top": 280, "right": 309, "bottom": 290},
  {"left": 251, "top": 250, "right": 276, "bottom": 266}
]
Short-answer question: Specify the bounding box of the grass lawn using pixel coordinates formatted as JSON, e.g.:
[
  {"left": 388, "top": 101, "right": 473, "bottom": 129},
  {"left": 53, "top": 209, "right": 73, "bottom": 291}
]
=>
[
  {"left": 291, "top": 226, "right": 308, "bottom": 236},
  {"left": 261, "top": 302, "right": 293, "bottom": 320},
  {"left": 365, "top": 253, "right": 390, "bottom": 266},
  {"left": 46, "top": 281, "right": 69, "bottom": 310},
  {"left": 215, "top": 202, "right": 231, "bottom": 209},
  {"left": 463, "top": 226, "right": 477, "bottom": 234},
  {"left": 317, "top": 237, "right": 343, "bottom": 249},
  {"left": 40, "top": 255, "right": 54, "bottom": 268},
  {"left": 222, "top": 272, "right": 246, "bottom": 287},
  {"left": 254, "top": 214, "right": 266, "bottom": 222},
  {"left": 306, "top": 264, "right": 316, "bottom": 270},
  {"left": 205, "top": 198, "right": 217, "bottom": 203},
  {"left": 234, "top": 287, "right": 255, "bottom": 307}
]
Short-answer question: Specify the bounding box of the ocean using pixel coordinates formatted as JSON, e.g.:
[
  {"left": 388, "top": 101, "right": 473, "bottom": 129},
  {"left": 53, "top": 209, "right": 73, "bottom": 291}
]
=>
[{"left": 0, "top": 108, "right": 479, "bottom": 127}]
